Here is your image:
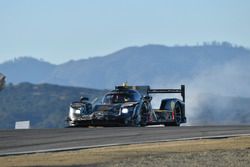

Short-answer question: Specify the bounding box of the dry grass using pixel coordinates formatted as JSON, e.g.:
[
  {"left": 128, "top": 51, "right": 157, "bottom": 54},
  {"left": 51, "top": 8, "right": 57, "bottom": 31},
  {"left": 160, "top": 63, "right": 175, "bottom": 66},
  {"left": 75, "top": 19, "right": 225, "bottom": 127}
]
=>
[{"left": 1, "top": 136, "right": 250, "bottom": 167}]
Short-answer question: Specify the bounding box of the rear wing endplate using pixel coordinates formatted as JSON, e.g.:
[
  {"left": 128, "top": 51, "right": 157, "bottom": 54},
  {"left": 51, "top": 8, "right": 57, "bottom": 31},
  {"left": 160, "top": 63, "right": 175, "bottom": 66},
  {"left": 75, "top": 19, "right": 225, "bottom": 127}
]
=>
[{"left": 148, "top": 85, "right": 185, "bottom": 102}]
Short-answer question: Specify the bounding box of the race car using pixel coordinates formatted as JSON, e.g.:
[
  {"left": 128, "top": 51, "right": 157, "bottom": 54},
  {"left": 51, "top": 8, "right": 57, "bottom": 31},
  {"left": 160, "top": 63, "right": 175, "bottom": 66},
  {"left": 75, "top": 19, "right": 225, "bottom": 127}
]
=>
[{"left": 66, "top": 84, "right": 186, "bottom": 127}]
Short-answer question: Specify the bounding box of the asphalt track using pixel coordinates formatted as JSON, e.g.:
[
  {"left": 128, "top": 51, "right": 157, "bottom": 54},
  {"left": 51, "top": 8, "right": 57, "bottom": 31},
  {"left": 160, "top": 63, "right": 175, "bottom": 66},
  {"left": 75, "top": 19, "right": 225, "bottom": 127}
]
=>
[{"left": 0, "top": 126, "right": 250, "bottom": 156}]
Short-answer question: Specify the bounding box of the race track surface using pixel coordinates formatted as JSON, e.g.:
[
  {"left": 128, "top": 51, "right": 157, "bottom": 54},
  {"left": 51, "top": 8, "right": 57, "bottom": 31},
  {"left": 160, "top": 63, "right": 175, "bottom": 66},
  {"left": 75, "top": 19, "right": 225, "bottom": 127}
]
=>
[{"left": 0, "top": 126, "right": 250, "bottom": 156}]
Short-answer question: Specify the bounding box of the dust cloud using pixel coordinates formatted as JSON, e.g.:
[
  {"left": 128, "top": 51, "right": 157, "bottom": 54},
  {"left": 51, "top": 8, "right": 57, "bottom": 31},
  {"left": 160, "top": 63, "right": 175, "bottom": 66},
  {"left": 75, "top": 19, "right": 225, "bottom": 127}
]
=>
[
  {"left": 186, "top": 58, "right": 250, "bottom": 125},
  {"left": 151, "top": 58, "right": 250, "bottom": 125}
]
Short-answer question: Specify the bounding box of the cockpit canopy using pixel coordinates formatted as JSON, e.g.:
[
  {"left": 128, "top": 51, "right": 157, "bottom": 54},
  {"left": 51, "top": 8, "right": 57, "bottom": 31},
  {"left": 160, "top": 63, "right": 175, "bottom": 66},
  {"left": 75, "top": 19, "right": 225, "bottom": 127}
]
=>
[{"left": 102, "top": 90, "right": 141, "bottom": 104}]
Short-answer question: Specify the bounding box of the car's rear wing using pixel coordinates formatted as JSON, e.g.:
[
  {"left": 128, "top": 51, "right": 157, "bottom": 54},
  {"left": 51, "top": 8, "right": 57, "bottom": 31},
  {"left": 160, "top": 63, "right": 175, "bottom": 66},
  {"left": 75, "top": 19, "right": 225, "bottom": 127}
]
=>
[
  {"left": 147, "top": 85, "right": 185, "bottom": 102},
  {"left": 115, "top": 84, "right": 185, "bottom": 102}
]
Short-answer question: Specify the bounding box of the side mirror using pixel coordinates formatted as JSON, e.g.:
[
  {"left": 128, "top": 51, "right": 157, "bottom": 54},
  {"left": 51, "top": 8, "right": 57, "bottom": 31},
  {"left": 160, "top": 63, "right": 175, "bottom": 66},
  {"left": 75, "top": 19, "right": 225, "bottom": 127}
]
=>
[{"left": 143, "top": 95, "right": 152, "bottom": 102}]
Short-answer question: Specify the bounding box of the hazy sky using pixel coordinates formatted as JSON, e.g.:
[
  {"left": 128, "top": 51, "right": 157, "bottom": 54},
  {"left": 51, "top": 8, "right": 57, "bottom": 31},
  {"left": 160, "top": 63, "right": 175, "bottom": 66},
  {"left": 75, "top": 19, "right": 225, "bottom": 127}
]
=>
[{"left": 0, "top": 0, "right": 250, "bottom": 64}]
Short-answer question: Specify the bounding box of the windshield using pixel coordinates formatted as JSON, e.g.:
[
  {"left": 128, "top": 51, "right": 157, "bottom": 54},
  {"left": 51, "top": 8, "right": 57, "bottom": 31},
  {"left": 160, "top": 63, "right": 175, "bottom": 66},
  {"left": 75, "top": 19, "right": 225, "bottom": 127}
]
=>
[{"left": 103, "top": 92, "right": 141, "bottom": 104}]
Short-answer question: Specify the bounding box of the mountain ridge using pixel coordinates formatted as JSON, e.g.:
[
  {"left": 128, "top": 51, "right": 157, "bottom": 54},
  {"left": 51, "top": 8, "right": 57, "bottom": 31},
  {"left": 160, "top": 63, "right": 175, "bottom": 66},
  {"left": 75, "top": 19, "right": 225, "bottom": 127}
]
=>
[{"left": 1, "top": 43, "right": 250, "bottom": 89}]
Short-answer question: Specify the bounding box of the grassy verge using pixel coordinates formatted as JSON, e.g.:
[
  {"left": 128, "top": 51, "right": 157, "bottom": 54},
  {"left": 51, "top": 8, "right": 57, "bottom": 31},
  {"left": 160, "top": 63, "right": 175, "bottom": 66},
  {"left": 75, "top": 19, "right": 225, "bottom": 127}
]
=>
[{"left": 1, "top": 136, "right": 250, "bottom": 167}]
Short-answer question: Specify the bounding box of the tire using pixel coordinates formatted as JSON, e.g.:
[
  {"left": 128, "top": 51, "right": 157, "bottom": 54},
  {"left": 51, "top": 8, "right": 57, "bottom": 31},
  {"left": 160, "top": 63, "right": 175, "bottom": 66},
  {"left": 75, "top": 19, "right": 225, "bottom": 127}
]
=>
[
  {"left": 123, "top": 118, "right": 131, "bottom": 127},
  {"left": 123, "top": 113, "right": 141, "bottom": 127},
  {"left": 128, "top": 104, "right": 142, "bottom": 127},
  {"left": 133, "top": 108, "right": 145, "bottom": 127},
  {"left": 134, "top": 112, "right": 142, "bottom": 127},
  {"left": 173, "top": 103, "right": 182, "bottom": 126},
  {"left": 140, "top": 103, "right": 149, "bottom": 127}
]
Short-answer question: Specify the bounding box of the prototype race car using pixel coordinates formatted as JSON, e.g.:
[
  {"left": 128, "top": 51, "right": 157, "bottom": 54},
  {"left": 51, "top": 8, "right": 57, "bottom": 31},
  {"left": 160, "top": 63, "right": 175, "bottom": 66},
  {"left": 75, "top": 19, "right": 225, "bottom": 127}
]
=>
[{"left": 66, "top": 84, "right": 186, "bottom": 127}]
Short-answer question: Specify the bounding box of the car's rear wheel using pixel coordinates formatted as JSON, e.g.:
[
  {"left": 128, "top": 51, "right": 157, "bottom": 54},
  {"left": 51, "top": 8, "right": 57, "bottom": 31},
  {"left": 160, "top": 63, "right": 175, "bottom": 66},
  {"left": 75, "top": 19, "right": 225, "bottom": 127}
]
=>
[{"left": 173, "top": 103, "right": 182, "bottom": 126}]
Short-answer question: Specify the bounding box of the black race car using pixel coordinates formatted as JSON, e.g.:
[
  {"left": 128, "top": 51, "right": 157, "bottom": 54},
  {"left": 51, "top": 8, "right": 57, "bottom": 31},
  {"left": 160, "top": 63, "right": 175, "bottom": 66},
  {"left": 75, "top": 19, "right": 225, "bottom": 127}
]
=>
[{"left": 66, "top": 84, "right": 186, "bottom": 127}]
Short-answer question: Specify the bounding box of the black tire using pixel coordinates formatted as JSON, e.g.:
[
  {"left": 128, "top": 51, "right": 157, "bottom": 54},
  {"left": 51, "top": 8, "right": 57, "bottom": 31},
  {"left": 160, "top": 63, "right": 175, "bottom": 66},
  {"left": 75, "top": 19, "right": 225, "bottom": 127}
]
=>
[
  {"left": 134, "top": 112, "right": 142, "bottom": 127},
  {"left": 122, "top": 112, "right": 141, "bottom": 127},
  {"left": 128, "top": 103, "right": 148, "bottom": 127},
  {"left": 123, "top": 118, "right": 131, "bottom": 127},
  {"left": 140, "top": 103, "right": 149, "bottom": 127},
  {"left": 173, "top": 103, "right": 182, "bottom": 126},
  {"left": 133, "top": 106, "right": 146, "bottom": 127}
]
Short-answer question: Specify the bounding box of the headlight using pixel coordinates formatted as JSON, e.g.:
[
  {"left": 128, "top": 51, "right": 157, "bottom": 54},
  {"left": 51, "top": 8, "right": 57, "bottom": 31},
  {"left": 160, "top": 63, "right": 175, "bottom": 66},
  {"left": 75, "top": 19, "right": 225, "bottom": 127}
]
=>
[
  {"left": 69, "top": 107, "right": 80, "bottom": 121},
  {"left": 75, "top": 109, "right": 81, "bottom": 114},
  {"left": 121, "top": 108, "right": 129, "bottom": 114}
]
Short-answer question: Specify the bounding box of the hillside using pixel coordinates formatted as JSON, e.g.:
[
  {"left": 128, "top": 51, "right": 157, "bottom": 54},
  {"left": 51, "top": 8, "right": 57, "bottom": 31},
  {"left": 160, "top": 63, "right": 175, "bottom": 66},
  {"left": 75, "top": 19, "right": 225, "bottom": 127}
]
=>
[
  {"left": 1, "top": 43, "right": 249, "bottom": 89},
  {"left": 0, "top": 83, "right": 106, "bottom": 129},
  {"left": 0, "top": 57, "right": 56, "bottom": 84}
]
